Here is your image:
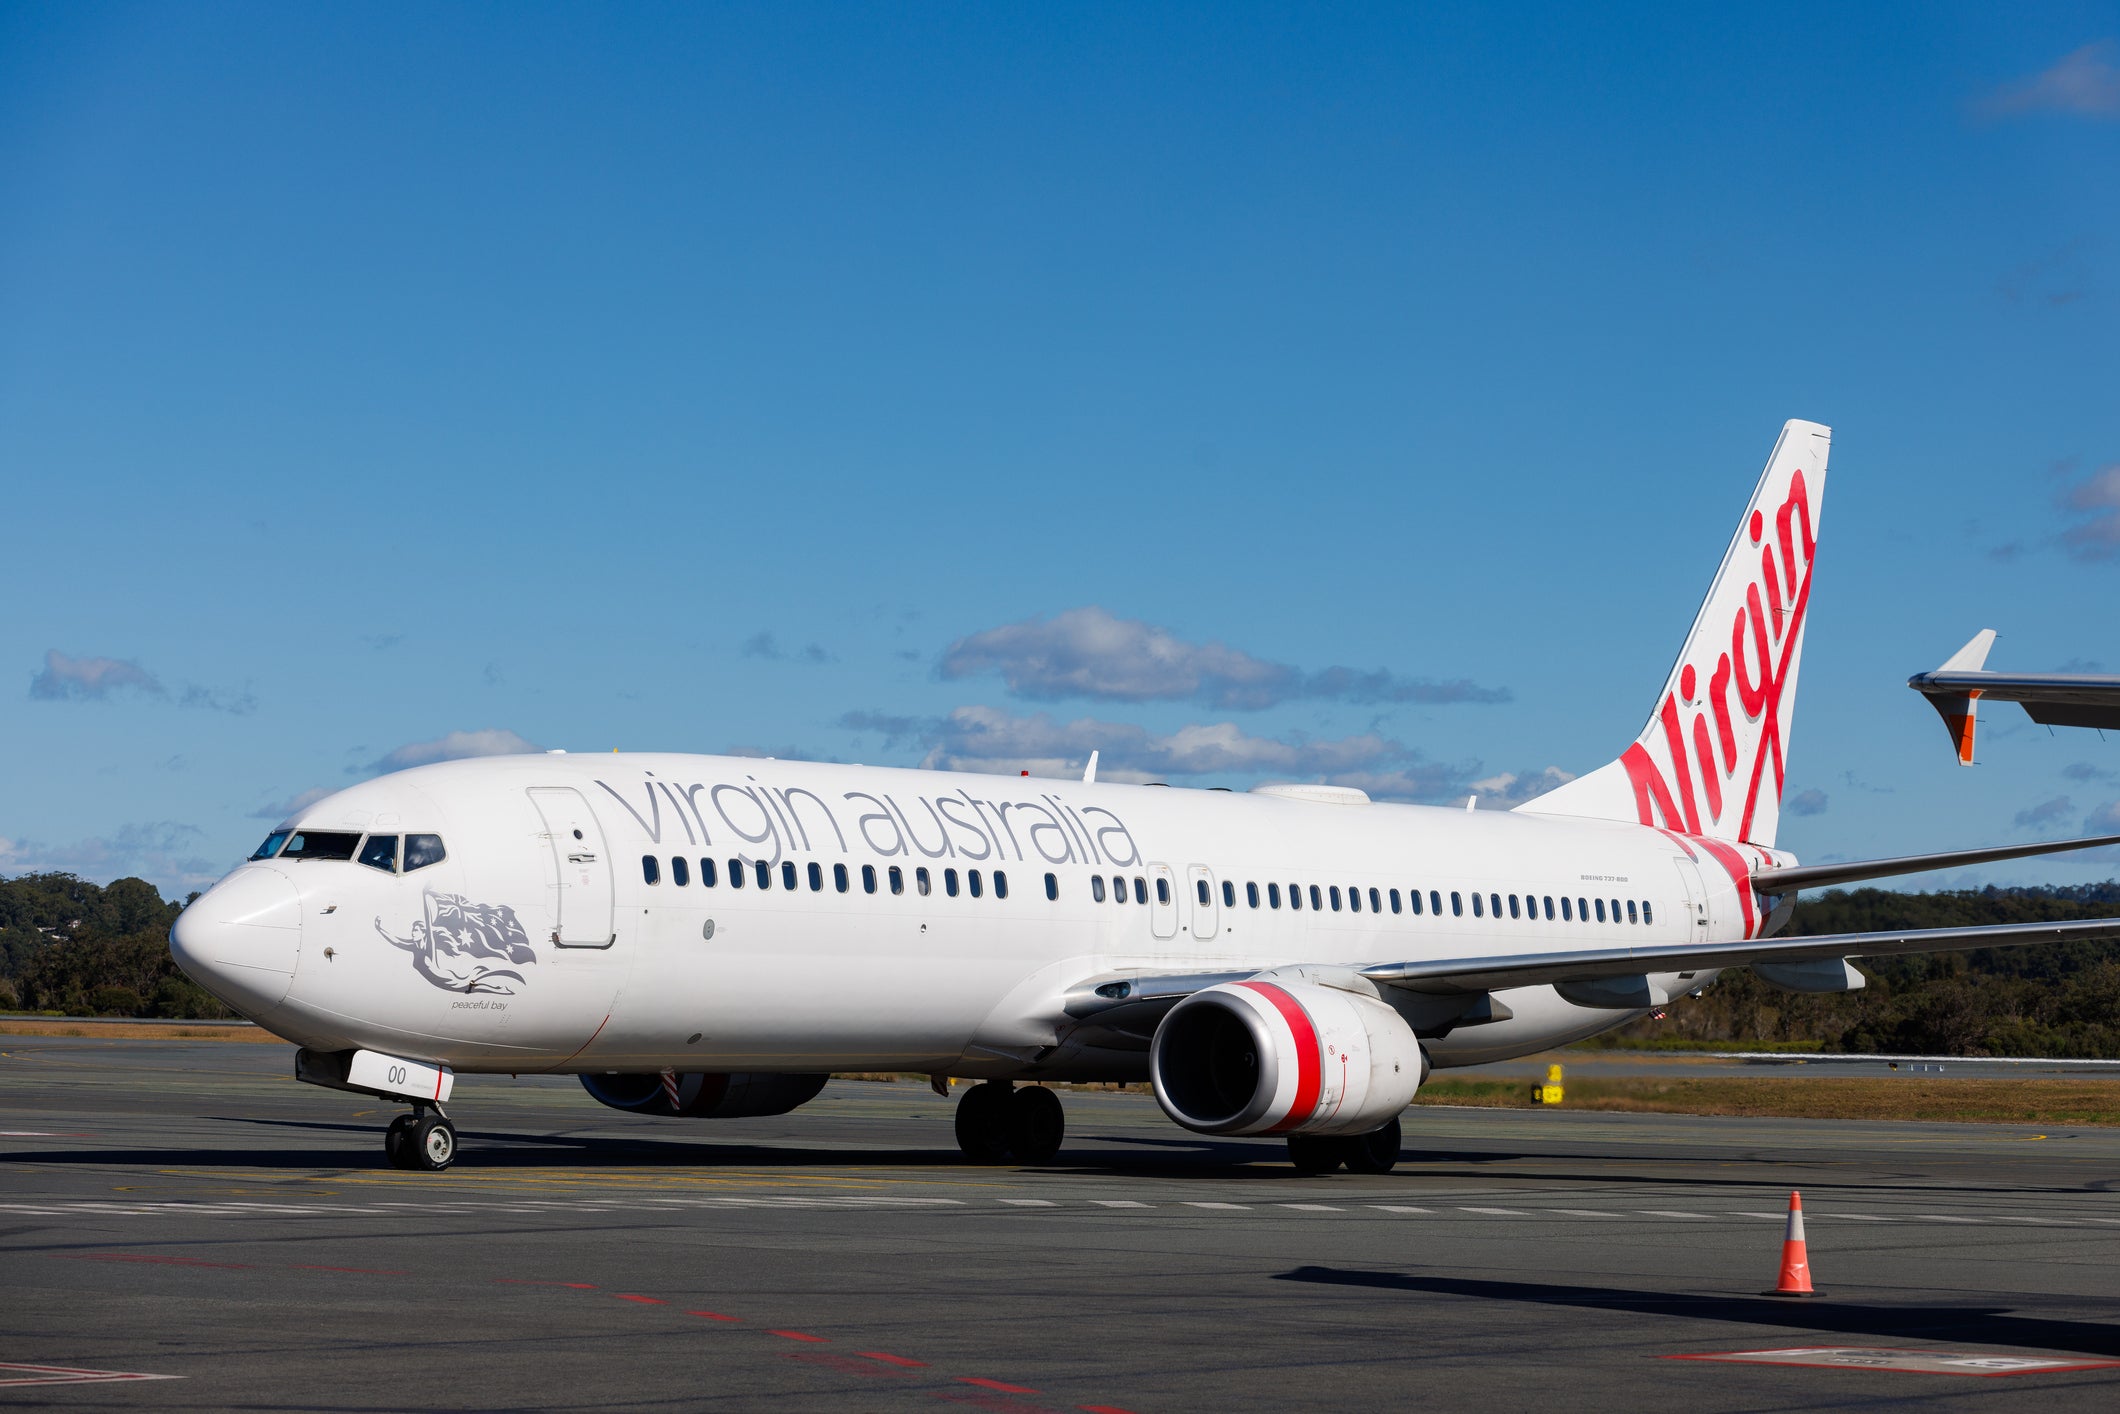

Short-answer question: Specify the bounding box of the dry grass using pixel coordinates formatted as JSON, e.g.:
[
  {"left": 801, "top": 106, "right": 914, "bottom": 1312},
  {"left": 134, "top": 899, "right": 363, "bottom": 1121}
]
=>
[
  {"left": 1415, "top": 1075, "right": 2120, "bottom": 1127},
  {"left": 0, "top": 1019, "right": 282, "bottom": 1043}
]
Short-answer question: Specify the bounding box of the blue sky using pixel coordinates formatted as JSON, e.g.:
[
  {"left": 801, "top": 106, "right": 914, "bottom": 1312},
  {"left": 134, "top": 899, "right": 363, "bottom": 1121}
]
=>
[{"left": 5, "top": 2, "right": 2119, "bottom": 897}]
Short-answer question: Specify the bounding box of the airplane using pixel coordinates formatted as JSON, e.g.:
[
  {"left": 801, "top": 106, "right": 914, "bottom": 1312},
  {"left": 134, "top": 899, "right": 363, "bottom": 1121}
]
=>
[
  {"left": 169, "top": 419, "right": 2120, "bottom": 1173},
  {"left": 1910, "top": 629, "right": 2120, "bottom": 764}
]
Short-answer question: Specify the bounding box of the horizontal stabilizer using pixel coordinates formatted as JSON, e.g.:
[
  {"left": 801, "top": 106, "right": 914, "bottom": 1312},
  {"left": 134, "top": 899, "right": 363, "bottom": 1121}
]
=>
[
  {"left": 1909, "top": 630, "right": 2120, "bottom": 762},
  {"left": 1751, "top": 832, "right": 2120, "bottom": 893}
]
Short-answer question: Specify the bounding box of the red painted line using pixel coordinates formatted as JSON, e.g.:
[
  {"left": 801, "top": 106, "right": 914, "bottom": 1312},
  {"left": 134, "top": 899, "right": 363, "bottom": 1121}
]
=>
[
  {"left": 768, "top": 1330, "right": 830, "bottom": 1343},
  {"left": 493, "top": 1280, "right": 598, "bottom": 1288},
  {"left": 293, "top": 1265, "right": 405, "bottom": 1275},
  {"left": 1237, "top": 981, "right": 1323, "bottom": 1132},
  {"left": 1079, "top": 1406, "right": 1143, "bottom": 1413},
  {"left": 687, "top": 1310, "right": 742, "bottom": 1322},
  {"left": 614, "top": 1293, "right": 667, "bottom": 1304},
  {"left": 858, "top": 1352, "right": 928, "bottom": 1367},
  {"left": 958, "top": 1377, "right": 1039, "bottom": 1393}
]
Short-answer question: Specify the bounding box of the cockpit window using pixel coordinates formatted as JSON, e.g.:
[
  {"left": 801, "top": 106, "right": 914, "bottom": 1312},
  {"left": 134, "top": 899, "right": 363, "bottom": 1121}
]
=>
[
  {"left": 404, "top": 834, "right": 447, "bottom": 872},
  {"left": 250, "top": 830, "right": 292, "bottom": 860},
  {"left": 280, "top": 830, "right": 361, "bottom": 861},
  {"left": 358, "top": 835, "right": 400, "bottom": 873}
]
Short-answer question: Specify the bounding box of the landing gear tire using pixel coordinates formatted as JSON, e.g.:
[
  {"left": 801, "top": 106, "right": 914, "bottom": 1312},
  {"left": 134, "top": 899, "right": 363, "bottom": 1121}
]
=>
[
  {"left": 1340, "top": 1117, "right": 1402, "bottom": 1175},
  {"left": 1287, "top": 1135, "right": 1343, "bottom": 1175},
  {"left": 953, "top": 1081, "right": 1014, "bottom": 1162},
  {"left": 1004, "top": 1086, "right": 1065, "bottom": 1165},
  {"left": 408, "top": 1115, "right": 457, "bottom": 1171},
  {"left": 383, "top": 1114, "right": 418, "bottom": 1169}
]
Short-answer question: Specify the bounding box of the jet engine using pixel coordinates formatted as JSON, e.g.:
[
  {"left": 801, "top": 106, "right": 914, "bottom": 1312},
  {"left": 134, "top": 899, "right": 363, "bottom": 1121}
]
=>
[
  {"left": 579, "top": 1071, "right": 828, "bottom": 1118},
  {"left": 1149, "top": 976, "right": 1423, "bottom": 1137}
]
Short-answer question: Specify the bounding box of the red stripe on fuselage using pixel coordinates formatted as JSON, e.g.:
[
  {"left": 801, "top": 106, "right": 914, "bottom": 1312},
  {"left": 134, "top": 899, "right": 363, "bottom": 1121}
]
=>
[{"left": 1236, "top": 982, "right": 1322, "bottom": 1133}]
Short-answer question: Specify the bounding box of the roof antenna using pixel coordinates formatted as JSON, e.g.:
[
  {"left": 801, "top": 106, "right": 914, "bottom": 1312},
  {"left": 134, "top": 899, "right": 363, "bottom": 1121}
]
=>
[
  {"left": 1465, "top": 794, "right": 1478, "bottom": 811},
  {"left": 1083, "top": 750, "right": 1099, "bottom": 785}
]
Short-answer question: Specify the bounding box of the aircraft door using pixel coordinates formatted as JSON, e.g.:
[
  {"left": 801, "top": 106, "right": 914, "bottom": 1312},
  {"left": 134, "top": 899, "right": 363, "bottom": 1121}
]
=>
[
  {"left": 1671, "top": 855, "right": 1711, "bottom": 939},
  {"left": 1186, "top": 864, "right": 1219, "bottom": 940},
  {"left": 1147, "top": 863, "right": 1179, "bottom": 941},
  {"left": 528, "top": 787, "right": 616, "bottom": 947}
]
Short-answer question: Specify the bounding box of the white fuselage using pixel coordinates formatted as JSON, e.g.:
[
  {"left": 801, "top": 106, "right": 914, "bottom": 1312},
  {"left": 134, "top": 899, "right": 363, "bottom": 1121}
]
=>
[{"left": 172, "top": 752, "right": 1785, "bottom": 1078}]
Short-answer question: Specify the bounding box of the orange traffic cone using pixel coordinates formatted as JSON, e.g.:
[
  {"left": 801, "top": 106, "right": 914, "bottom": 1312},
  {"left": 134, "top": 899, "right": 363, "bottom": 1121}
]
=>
[{"left": 1762, "top": 1190, "right": 1819, "bottom": 1297}]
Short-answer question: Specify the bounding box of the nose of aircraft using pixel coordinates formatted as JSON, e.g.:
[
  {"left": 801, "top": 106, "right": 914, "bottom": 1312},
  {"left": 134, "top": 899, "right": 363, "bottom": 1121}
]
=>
[{"left": 169, "top": 866, "right": 303, "bottom": 1015}]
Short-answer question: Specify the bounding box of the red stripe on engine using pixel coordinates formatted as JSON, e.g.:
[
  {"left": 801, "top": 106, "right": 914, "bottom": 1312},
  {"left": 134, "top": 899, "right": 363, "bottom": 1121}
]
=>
[{"left": 1236, "top": 982, "right": 1322, "bottom": 1133}]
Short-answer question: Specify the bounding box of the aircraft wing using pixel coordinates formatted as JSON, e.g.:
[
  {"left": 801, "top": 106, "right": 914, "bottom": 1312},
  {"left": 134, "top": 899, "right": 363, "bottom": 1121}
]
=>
[
  {"left": 1066, "top": 915, "right": 2120, "bottom": 1033},
  {"left": 1910, "top": 629, "right": 2120, "bottom": 763}
]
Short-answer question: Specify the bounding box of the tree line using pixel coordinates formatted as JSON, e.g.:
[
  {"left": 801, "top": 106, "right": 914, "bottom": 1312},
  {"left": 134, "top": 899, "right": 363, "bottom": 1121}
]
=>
[{"left": 2, "top": 871, "right": 2117, "bottom": 1054}]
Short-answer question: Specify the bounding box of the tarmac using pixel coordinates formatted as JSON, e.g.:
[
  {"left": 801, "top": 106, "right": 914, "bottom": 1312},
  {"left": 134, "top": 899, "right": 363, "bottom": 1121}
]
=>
[{"left": 4, "top": 1035, "right": 2119, "bottom": 1411}]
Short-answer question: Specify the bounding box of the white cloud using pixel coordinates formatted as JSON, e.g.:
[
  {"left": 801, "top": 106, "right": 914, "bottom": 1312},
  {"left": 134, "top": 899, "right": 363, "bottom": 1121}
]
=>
[
  {"left": 1788, "top": 788, "right": 1829, "bottom": 817},
  {"left": 1981, "top": 40, "right": 2120, "bottom": 120},
  {"left": 2014, "top": 795, "right": 2075, "bottom": 833},
  {"left": 939, "top": 606, "right": 1507, "bottom": 709},
  {"left": 28, "top": 649, "right": 254, "bottom": 714},
  {"left": 2060, "top": 463, "right": 2120, "bottom": 560},
  {"left": 842, "top": 703, "right": 1563, "bottom": 805},
  {"left": 29, "top": 650, "right": 163, "bottom": 701},
  {"left": 354, "top": 728, "right": 541, "bottom": 776},
  {"left": 0, "top": 821, "right": 221, "bottom": 895}
]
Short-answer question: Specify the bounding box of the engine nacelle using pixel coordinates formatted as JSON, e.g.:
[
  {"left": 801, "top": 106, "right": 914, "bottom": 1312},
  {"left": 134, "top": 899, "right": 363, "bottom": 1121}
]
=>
[
  {"left": 1149, "top": 977, "right": 1424, "bottom": 1137},
  {"left": 579, "top": 1071, "right": 828, "bottom": 1118}
]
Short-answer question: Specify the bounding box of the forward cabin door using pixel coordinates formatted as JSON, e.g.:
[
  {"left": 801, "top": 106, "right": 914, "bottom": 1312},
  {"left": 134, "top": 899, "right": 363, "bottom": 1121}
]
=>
[
  {"left": 528, "top": 787, "right": 616, "bottom": 947},
  {"left": 1186, "top": 864, "right": 1219, "bottom": 940}
]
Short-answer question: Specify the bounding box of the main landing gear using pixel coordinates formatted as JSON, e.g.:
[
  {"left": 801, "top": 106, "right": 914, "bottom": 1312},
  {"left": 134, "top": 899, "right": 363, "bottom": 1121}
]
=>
[
  {"left": 952, "top": 1081, "right": 1065, "bottom": 1165},
  {"left": 1287, "top": 1116, "right": 1401, "bottom": 1175},
  {"left": 383, "top": 1104, "right": 458, "bottom": 1171}
]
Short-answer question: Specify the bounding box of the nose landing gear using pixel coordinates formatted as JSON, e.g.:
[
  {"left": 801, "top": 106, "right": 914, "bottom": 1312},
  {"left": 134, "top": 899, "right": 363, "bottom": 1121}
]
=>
[
  {"left": 952, "top": 1081, "right": 1066, "bottom": 1165},
  {"left": 383, "top": 1104, "right": 458, "bottom": 1171}
]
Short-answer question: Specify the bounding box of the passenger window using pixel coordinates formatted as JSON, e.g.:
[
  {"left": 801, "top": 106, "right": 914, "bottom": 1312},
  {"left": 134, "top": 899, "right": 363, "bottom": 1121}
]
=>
[
  {"left": 1370, "top": 887, "right": 1382, "bottom": 913},
  {"left": 1407, "top": 889, "right": 1421, "bottom": 916},
  {"left": 1092, "top": 876, "right": 1106, "bottom": 903},
  {"left": 1544, "top": 895, "right": 1555, "bottom": 920},
  {"left": 1269, "top": 882, "right": 1282, "bottom": 909},
  {"left": 994, "top": 871, "right": 1008, "bottom": 899},
  {"left": 1221, "top": 880, "right": 1234, "bottom": 907},
  {"left": 1309, "top": 885, "right": 1323, "bottom": 911},
  {"left": 701, "top": 858, "right": 718, "bottom": 887},
  {"left": 808, "top": 862, "right": 823, "bottom": 891},
  {"left": 1577, "top": 896, "right": 1588, "bottom": 920},
  {"left": 889, "top": 866, "right": 904, "bottom": 895},
  {"left": 1508, "top": 894, "right": 1520, "bottom": 919},
  {"left": 729, "top": 859, "right": 745, "bottom": 889},
  {"left": 1330, "top": 886, "right": 1343, "bottom": 912},
  {"left": 862, "top": 864, "right": 877, "bottom": 894},
  {"left": 1643, "top": 900, "right": 1653, "bottom": 925},
  {"left": 1046, "top": 872, "right": 1059, "bottom": 901},
  {"left": 1196, "top": 879, "right": 1210, "bottom": 906},
  {"left": 672, "top": 856, "right": 690, "bottom": 887},
  {"left": 1490, "top": 893, "right": 1502, "bottom": 918},
  {"left": 1289, "top": 883, "right": 1301, "bottom": 911},
  {"left": 945, "top": 868, "right": 959, "bottom": 897},
  {"left": 283, "top": 830, "right": 362, "bottom": 861},
  {"left": 1111, "top": 874, "right": 1127, "bottom": 903},
  {"left": 643, "top": 855, "right": 661, "bottom": 885},
  {"left": 1595, "top": 898, "right": 1606, "bottom": 922},
  {"left": 357, "top": 835, "right": 399, "bottom": 873},
  {"left": 250, "top": 829, "right": 292, "bottom": 860},
  {"left": 756, "top": 860, "right": 771, "bottom": 890},
  {"left": 1429, "top": 890, "right": 1442, "bottom": 916},
  {"left": 1247, "top": 882, "right": 1260, "bottom": 908},
  {"left": 1561, "top": 896, "right": 1572, "bottom": 920},
  {"left": 1610, "top": 898, "right": 1621, "bottom": 923},
  {"left": 1472, "top": 892, "right": 1483, "bottom": 918},
  {"left": 1452, "top": 891, "right": 1464, "bottom": 917},
  {"left": 1627, "top": 899, "right": 1638, "bottom": 924},
  {"left": 916, "top": 867, "right": 932, "bottom": 896},
  {"left": 968, "top": 869, "right": 982, "bottom": 898},
  {"left": 782, "top": 862, "right": 797, "bottom": 891},
  {"left": 834, "top": 863, "right": 849, "bottom": 893},
  {"left": 1346, "top": 886, "right": 1360, "bottom": 913},
  {"left": 1146, "top": 878, "right": 1159, "bottom": 905}
]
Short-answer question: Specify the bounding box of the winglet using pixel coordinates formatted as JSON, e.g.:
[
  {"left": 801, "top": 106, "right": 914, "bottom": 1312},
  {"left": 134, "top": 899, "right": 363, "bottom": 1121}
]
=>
[
  {"left": 1912, "top": 630, "right": 1997, "bottom": 766},
  {"left": 1082, "top": 750, "right": 1099, "bottom": 785}
]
